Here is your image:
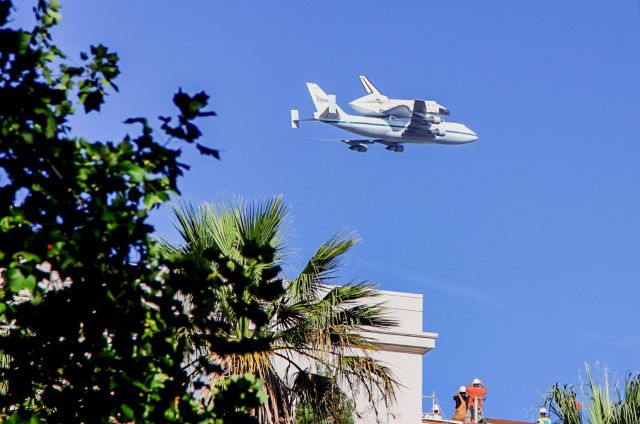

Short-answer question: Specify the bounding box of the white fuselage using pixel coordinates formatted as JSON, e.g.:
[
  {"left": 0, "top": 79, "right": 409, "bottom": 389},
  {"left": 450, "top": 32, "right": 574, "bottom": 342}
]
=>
[
  {"left": 317, "top": 113, "right": 478, "bottom": 145},
  {"left": 349, "top": 95, "right": 450, "bottom": 118}
]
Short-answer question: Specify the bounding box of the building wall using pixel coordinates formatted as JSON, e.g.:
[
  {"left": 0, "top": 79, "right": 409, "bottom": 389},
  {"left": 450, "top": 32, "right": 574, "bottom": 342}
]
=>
[
  {"left": 353, "top": 289, "right": 437, "bottom": 424},
  {"left": 353, "top": 349, "right": 425, "bottom": 424},
  {"left": 272, "top": 288, "right": 437, "bottom": 424}
]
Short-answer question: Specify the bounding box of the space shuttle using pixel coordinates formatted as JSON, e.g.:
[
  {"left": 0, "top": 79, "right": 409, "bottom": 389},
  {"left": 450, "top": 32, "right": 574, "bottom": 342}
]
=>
[{"left": 349, "top": 76, "right": 450, "bottom": 124}]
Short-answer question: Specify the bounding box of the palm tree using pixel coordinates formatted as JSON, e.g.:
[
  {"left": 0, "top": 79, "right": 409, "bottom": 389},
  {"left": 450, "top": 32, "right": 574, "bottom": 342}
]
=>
[
  {"left": 548, "top": 383, "right": 581, "bottom": 424},
  {"left": 161, "top": 197, "right": 399, "bottom": 424},
  {"left": 548, "top": 365, "right": 640, "bottom": 424}
]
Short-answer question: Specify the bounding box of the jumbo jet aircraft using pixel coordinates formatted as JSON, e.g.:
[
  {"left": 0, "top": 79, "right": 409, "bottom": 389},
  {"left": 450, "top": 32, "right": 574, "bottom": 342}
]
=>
[{"left": 291, "top": 82, "right": 477, "bottom": 153}]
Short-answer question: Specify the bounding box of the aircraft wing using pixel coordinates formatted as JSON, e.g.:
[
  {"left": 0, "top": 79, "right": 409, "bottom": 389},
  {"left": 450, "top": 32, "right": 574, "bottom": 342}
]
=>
[
  {"left": 313, "top": 138, "right": 385, "bottom": 152},
  {"left": 313, "top": 138, "right": 376, "bottom": 144},
  {"left": 340, "top": 139, "right": 377, "bottom": 147},
  {"left": 402, "top": 101, "right": 436, "bottom": 138}
]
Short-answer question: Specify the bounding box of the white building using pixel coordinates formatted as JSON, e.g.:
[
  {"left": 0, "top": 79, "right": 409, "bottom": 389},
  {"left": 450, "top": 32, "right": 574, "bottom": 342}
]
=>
[
  {"left": 271, "top": 286, "right": 437, "bottom": 424},
  {"left": 355, "top": 289, "right": 438, "bottom": 424}
]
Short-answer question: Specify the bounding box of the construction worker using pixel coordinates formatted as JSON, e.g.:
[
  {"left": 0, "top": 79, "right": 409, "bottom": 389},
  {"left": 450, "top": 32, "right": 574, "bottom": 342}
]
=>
[
  {"left": 452, "top": 386, "right": 469, "bottom": 421},
  {"left": 466, "top": 378, "right": 487, "bottom": 423},
  {"left": 536, "top": 407, "right": 551, "bottom": 424}
]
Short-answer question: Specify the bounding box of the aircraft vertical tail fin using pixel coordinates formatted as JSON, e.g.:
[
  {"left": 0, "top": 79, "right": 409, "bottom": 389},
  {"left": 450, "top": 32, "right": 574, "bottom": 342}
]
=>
[
  {"left": 306, "top": 83, "right": 330, "bottom": 113},
  {"left": 358, "top": 76, "right": 382, "bottom": 96},
  {"left": 306, "top": 82, "right": 347, "bottom": 119}
]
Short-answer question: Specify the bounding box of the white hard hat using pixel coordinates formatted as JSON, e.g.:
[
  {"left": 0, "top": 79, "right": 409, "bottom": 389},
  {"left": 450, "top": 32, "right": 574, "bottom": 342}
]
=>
[
  {"left": 539, "top": 407, "right": 548, "bottom": 414},
  {"left": 434, "top": 404, "right": 440, "bottom": 411},
  {"left": 459, "top": 386, "right": 467, "bottom": 392},
  {"left": 472, "top": 378, "right": 482, "bottom": 385}
]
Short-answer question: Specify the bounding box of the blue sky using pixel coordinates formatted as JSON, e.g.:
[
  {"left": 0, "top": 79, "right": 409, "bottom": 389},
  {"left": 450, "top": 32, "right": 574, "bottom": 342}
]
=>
[{"left": 15, "top": 0, "right": 640, "bottom": 420}]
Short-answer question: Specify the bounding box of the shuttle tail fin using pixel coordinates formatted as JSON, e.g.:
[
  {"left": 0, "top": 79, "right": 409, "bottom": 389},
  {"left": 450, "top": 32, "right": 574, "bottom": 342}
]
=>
[{"left": 358, "top": 76, "right": 382, "bottom": 96}]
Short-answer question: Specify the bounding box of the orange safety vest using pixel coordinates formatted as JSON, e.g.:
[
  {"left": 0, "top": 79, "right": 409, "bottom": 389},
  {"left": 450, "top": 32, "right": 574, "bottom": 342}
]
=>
[{"left": 466, "top": 385, "right": 487, "bottom": 409}]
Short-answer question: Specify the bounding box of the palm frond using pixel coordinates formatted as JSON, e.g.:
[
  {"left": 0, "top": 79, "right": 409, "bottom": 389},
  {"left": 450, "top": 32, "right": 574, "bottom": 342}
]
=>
[
  {"left": 291, "top": 369, "right": 346, "bottom": 420},
  {"left": 548, "top": 365, "right": 640, "bottom": 424},
  {"left": 321, "top": 282, "right": 380, "bottom": 305},
  {"left": 304, "top": 283, "right": 397, "bottom": 353},
  {"left": 269, "top": 299, "right": 311, "bottom": 333},
  {"left": 204, "top": 201, "right": 241, "bottom": 261},
  {"left": 548, "top": 384, "right": 581, "bottom": 424},
  {"left": 336, "top": 355, "right": 399, "bottom": 421},
  {"left": 234, "top": 196, "right": 287, "bottom": 259},
  {"left": 320, "top": 283, "right": 397, "bottom": 328},
  {"left": 288, "top": 234, "right": 359, "bottom": 302},
  {"left": 207, "top": 351, "right": 291, "bottom": 424},
  {"left": 334, "top": 304, "right": 397, "bottom": 329},
  {"left": 170, "top": 202, "right": 212, "bottom": 255}
]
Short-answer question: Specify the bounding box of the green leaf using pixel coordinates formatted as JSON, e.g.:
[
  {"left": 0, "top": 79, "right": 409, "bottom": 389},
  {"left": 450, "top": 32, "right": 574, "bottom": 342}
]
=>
[
  {"left": 45, "top": 116, "right": 57, "bottom": 138},
  {"left": 121, "top": 404, "right": 135, "bottom": 420},
  {"left": 143, "top": 192, "right": 169, "bottom": 210},
  {"left": 0, "top": 216, "right": 12, "bottom": 230},
  {"left": 12, "top": 251, "right": 41, "bottom": 263},
  {"left": 196, "top": 143, "right": 220, "bottom": 159},
  {"left": 120, "top": 161, "right": 146, "bottom": 182},
  {"left": 0, "top": 30, "right": 32, "bottom": 55},
  {"left": 81, "top": 90, "right": 104, "bottom": 113},
  {"left": 6, "top": 268, "right": 37, "bottom": 293}
]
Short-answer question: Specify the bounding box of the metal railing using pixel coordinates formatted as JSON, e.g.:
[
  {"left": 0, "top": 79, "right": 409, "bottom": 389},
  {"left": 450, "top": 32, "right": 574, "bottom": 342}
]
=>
[{"left": 421, "top": 391, "right": 487, "bottom": 423}]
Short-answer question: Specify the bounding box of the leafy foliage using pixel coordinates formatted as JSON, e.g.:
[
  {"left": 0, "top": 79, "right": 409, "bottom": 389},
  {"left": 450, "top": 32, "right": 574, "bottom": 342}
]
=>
[
  {"left": 548, "top": 384, "right": 582, "bottom": 424},
  {"left": 294, "top": 387, "right": 355, "bottom": 424},
  {"left": 163, "top": 198, "right": 399, "bottom": 424},
  {"left": 0, "top": 1, "right": 266, "bottom": 422},
  {"left": 548, "top": 365, "right": 640, "bottom": 424}
]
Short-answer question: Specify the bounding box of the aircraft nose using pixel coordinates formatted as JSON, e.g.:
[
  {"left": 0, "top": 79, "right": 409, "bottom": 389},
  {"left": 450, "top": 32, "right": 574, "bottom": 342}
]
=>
[{"left": 464, "top": 127, "right": 478, "bottom": 142}]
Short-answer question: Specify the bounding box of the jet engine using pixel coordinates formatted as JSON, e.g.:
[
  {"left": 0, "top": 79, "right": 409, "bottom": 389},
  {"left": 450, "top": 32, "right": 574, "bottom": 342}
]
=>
[
  {"left": 349, "top": 144, "right": 368, "bottom": 152},
  {"left": 385, "top": 144, "right": 404, "bottom": 153},
  {"left": 422, "top": 115, "right": 442, "bottom": 124},
  {"left": 428, "top": 127, "right": 446, "bottom": 137}
]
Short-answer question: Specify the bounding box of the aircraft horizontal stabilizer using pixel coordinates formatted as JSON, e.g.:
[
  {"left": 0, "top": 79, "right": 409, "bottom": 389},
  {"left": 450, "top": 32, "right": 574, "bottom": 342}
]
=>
[{"left": 291, "top": 109, "right": 299, "bottom": 129}]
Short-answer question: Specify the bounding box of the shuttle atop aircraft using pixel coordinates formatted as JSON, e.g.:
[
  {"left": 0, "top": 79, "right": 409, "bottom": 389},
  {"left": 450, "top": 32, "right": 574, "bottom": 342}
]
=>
[{"left": 291, "top": 77, "right": 477, "bottom": 153}]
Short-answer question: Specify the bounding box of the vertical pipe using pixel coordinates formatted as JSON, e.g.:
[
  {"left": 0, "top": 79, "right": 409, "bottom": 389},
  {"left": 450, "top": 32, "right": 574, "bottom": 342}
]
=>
[
  {"left": 474, "top": 395, "right": 478, "bottom": 423},
  {"left": 432, "top": 390, "right": 436, "bottom": 414}
]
